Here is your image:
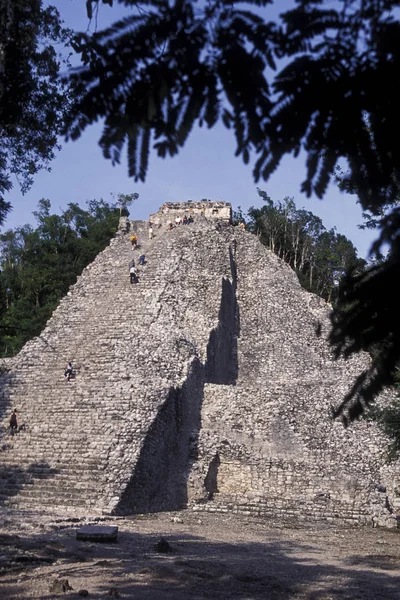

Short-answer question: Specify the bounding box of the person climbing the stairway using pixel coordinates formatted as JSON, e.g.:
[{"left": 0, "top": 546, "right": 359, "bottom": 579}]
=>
[
  {"left": 130, "top": 234, "right": 138, "bottom": 249},
  {"left": 148, "top": 225, "right": 153, "bottom": 240},
  {"left": 9, "top": 409, "right": 19, "bottom": 436},
  {"left": 130, "top": 264, "right": 138, "bottom": 284},
  {"left": 139, "top": 254, "right": 145, "bottom": 265},
  {"left": 64, "top": 361, "right": 73, "bottom": 381},
  {"left": 129, "top": 258, "right": 135, "bottom": 269}
]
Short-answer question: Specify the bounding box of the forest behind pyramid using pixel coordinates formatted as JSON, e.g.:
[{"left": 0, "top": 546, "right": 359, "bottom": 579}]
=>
[{"left": 0, "top": 201, "right": 399, "bottom": 527}]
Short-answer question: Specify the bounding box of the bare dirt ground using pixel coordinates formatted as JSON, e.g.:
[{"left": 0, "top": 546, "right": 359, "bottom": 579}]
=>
[{"left": 1, "top": 509, "right": 400, "bottom": 600}]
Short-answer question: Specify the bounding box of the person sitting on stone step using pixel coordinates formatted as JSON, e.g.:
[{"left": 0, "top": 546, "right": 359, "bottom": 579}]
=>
[
  {"left": 9, "top": 408, "right": 19, "bottom": 436},
  {"left": 64, "top": 362, "right": 73, "bottom": 381},
  {"left": 139, "top": 255, "right": 145, "bottom": 265}
]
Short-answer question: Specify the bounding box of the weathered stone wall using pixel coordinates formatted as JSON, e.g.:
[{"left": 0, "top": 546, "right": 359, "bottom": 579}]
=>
[
  {"left": 189, "top": 383, "right": 398, "bottom": 526},
  {"left": 187, "top": 228, "right": 400, "bottom": 526},
  {"left": 0, "top": 203, "right": 399, "bottom": 526}
]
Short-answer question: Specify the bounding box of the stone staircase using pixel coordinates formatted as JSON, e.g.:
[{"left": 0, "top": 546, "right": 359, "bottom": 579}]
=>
[
  {"left": 0, "top": 205, "right": 399, "bottom": 526},
  {"left": 0, "top": 219, "right": 238, "bottom": 515}
]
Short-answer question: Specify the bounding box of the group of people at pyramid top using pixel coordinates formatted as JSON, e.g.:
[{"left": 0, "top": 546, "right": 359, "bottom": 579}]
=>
[{"left": 167, "top": 214, "right": 194, "bottom": 230}]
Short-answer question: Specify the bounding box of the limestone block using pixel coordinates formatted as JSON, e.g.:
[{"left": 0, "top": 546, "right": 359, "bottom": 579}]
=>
[{"left": 76, "top": 525, "right": 118, "bottom": 542}]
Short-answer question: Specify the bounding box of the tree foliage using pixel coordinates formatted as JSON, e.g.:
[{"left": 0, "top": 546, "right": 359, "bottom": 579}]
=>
[
  {"left": 247, "top": 189, "right": 365, "bottom": 304},
  {"left": 112, "top": 191, "right": 139, "bottom": 216},
  {"left": 4, "top": 0, "right": 399, "bottom": 420},
  {"left": 0, "top": 0, "right": 73, "bottom": 224},
  {"left": 367, "top": 390, "right": 400, "bottom": 461},
  {"left": 67, "top": 0, "right": 400, "bottom": 211},
  {"left": 329, "top": 213, "right": 400, "bottom": 423},
  {"left": 67, "top": 0, "right": 276, "bottom": 181},
  {"left": 0, "top": 197, "right": 120, "bottom": 356}
]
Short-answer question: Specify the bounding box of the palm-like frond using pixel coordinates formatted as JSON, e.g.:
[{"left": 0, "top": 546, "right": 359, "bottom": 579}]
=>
[
  {"left": 65, "top": 0, "right": 276, "bottom": 181},
  {"left": 69, "top": 1, "right": 400, "bottom": 219}
]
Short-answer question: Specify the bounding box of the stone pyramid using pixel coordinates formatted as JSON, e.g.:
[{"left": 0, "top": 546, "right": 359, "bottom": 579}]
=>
[{"left": 0, "top": 202, "right": 399, "bottom": 526}]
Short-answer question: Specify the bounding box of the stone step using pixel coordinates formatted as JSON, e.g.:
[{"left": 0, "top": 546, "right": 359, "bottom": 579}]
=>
[
  {"left": 0, "top": 463, "right": 103, "bottom": 475},
  {"left": 0, "top": 451, "right": 104, "bottom": 463},
  {"left": 193, "top": 496, "right": 374, "bottom": 522},
  {"left": 0, "top": 455, "right": 104, "bottom": 467},
  {"left": 0, "top": 480, "right": 101, "bottom": 496},
  {"left": 4, "top": 496, "right": 98, "bottom": 509},
  {"left": 0, "top": 477, "right": 105, "bottom": 501},
  {"left": 0, "top": 468, "right": 103, "bottom": 480}
]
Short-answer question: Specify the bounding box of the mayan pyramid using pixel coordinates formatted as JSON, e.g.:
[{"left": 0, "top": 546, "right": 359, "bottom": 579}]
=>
[{"left": 0, "top": 201, "right": 399, "bottom": 526}]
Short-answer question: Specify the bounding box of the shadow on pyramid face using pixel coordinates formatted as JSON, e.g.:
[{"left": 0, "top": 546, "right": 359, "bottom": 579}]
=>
[
  {"left": 115, "top": 357, "right": 205, "bottom": 515},
  {"left": 205, "top": 246, "right": 240, "bottom": 386},
  {"left": 115, "top": 250, "right": 240, "bottom": 516}
]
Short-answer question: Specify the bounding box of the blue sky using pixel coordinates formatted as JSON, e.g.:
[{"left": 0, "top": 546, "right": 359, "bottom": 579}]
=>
[{"left": 3, "top": 0, "right": 376, "bottom": 258}]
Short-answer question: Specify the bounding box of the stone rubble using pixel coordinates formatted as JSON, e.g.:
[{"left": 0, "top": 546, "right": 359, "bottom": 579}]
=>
[{"left": 0, "top": 202, "right": 399, "bottom": 527}]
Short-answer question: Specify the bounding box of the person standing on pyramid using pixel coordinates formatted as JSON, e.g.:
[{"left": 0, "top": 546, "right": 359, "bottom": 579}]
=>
[
  {"left": 64, "top": 362, "right": 73, "bottom": 381},
  {"left": 9, "top": 409, "right": 19, "bottom": 436},
  {"left": 130, "top": 264, "right": 138, "bottom": 284},
  {"left": 148, "top": 225, "right": 153, "bottom": 240}
]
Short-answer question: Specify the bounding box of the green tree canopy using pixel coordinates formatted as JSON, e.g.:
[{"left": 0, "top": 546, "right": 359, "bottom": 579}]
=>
[
  {"left": 248, "top": 189, "right": 366, "bottom": 304},
  {"left": 0, "top": 197, "right": 120, "bottom": 356},
  {"left": 112, "top": 192, "right": 139, "bottom": 216},
  {"left": 0, "top": 0, "right": 73, "bottom": 224}
]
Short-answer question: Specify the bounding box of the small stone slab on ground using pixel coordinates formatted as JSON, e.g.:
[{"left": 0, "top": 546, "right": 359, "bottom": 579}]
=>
[{"left": 76, "top": 525, "right": 118, "bottom": 542}]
